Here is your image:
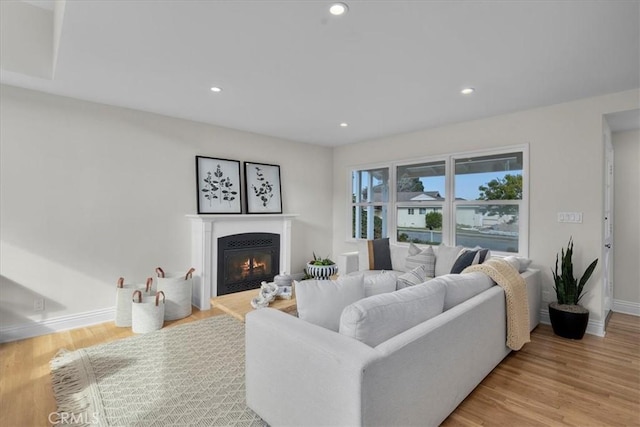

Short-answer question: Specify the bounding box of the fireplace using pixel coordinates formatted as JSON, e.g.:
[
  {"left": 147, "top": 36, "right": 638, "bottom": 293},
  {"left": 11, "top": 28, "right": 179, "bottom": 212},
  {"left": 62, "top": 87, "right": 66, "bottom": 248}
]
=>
[
  {"left": 217, "top": 233, "right": 280, "bottom": 295},
  {"left": 188, "top": 213, "right": 297, "bottom": 309}
]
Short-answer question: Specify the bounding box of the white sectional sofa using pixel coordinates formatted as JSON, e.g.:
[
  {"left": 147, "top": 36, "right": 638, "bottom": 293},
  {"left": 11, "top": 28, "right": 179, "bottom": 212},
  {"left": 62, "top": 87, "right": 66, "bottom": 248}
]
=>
[{"left": 245, "top": 243, "right": 541, "bottom": 427}]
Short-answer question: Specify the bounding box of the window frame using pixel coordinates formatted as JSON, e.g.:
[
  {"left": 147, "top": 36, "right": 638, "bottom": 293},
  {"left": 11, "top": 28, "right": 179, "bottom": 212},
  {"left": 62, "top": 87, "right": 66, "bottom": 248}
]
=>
[
  {"left": 349, "top": 165, "right": 390, "bottom": 240},
  {"left": 347, "top": 144, "right": 529, "bottom": 256}
]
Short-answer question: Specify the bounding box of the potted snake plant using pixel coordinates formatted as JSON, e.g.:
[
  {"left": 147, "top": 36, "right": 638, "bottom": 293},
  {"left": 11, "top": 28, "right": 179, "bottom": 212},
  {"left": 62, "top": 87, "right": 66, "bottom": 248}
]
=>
[{"left": 549, "top": 238, "right": 598, "bottom": 339}]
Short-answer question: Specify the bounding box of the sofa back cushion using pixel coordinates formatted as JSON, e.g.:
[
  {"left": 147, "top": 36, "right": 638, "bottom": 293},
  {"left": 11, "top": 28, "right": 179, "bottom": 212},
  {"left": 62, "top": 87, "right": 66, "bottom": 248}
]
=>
[
  {"left": 364, "top": 271, "right": 398, "bottom": 297},
  {"left": 295, "top": 275, "right": 365, "bottom": 331},
  {"left": 439, "top": 272, "right": 494, "bottom": 310},
  {"left": 435, "top": 245, "right": 463, "bottom": 277},
  {"left": 339, "top": 280, "right": 446, "bottom": 347}
]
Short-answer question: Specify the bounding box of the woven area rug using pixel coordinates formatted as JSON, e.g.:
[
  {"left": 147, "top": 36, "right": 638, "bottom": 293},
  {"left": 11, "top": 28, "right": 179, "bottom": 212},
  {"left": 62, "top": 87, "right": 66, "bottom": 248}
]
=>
[{"left": 50, "top": 315, "right": 265, "bottom": 426}]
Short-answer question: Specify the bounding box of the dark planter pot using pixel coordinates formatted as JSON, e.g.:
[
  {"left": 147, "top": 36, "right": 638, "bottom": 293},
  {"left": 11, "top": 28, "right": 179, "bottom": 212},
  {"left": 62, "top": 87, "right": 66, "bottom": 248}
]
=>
[{"left": 548, "top": 302, "right": 589, "bottom": 339}]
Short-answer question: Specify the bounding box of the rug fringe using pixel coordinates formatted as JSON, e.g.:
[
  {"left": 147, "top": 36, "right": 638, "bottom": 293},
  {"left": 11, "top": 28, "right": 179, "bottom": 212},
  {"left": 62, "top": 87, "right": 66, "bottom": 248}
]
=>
[{"left": 50, "top": 349, "right": 98, "bottom": 427}]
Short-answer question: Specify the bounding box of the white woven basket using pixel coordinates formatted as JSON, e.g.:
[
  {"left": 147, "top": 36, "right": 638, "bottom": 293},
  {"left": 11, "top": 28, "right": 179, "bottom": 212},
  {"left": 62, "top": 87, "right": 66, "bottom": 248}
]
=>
[
  {"left": 155, "top": 267, "right": 194, "bottom": 321},
  {"left": 114, "top": 277, "right": 152, "bottom": 327},
  {"left": 131, "top": 290, "right": 165, "bottom": 334}
]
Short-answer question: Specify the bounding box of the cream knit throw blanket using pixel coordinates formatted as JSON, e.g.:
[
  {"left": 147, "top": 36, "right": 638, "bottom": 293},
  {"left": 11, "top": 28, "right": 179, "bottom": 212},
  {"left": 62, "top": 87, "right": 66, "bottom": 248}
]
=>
[{"left": 463, "top": 258, "right": 530, "bottom": 350}]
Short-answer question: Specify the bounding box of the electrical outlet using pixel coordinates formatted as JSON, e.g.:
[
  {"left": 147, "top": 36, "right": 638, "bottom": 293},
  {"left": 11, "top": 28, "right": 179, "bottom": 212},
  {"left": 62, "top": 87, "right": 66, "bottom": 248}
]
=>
[
  {"left": 542, "top": 290, "right": 551, "bottom": 302},
  {"left": 33, "top": 298, "right": 44, "bottom": 312}
]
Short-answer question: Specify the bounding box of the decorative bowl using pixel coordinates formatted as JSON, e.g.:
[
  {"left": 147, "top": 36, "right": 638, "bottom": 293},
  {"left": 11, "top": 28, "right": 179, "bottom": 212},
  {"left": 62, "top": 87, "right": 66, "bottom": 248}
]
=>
[{"left": 306, "top": 263, "right": 338, "bottom": 279}]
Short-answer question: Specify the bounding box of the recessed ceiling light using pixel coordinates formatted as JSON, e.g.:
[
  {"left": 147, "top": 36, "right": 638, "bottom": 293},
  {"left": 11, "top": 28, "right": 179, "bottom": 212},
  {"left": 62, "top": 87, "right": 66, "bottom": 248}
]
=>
[
  {"left": 461, "top": 87, "right": 475, "bottom": 95},
  {"left": 329, "top": 3, "right": 348, "bottom": 16},
  {"left": 340, "top": 122, "right": 349, "bottom": 127},
  {"left": 210, "top": 86, "right": 222, "bottom": 93}
]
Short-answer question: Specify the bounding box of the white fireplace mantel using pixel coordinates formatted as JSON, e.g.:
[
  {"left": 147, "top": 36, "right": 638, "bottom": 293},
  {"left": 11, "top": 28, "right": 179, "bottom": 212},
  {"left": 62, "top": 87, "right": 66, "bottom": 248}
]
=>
[{"left": 187, "top": 214, "right": 298, "bottom": 310}]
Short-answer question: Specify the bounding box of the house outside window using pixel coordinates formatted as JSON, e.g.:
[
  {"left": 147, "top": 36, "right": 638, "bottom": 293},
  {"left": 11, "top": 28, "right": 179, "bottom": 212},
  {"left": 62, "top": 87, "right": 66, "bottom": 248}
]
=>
[{"left": 350, "top": 146, "right": 528, "bottom": 255}]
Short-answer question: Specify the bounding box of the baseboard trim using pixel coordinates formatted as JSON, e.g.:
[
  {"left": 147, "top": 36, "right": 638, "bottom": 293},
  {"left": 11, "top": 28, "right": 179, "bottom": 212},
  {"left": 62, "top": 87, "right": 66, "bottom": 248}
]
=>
[
  {"left": 539, "top": 307, "right": 606, "bottom": 337},
  {"left": 0, "top": 307, "right": 115, "bottom": 343},
  {"left": 613, "top": 299, "right": 640, "bottom": 316}
]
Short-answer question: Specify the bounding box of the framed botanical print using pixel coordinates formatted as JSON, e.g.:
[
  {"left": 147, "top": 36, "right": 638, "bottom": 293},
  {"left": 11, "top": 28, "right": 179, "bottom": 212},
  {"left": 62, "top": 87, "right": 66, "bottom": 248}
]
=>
[
  {"left": 195, "top": 156, "right": 241, "bottom": 214},
  {"left": 244, "top": 162, "right": 282, "bottom": 214}
]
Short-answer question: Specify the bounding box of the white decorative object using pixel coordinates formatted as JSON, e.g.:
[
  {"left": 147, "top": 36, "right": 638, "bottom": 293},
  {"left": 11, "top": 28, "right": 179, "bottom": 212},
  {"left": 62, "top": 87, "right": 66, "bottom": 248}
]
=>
[
  {"left": 250, "top": 295, "right": 270, "bottom": 309},
  {"left": 114, "top": 277, "right": 152, "bottom": 327},
  {"left": 155, "top": 267, "right": 194, "bottom": 320},
  {"left": 131, "top": 291, "right": 165, "bottom": 334}
]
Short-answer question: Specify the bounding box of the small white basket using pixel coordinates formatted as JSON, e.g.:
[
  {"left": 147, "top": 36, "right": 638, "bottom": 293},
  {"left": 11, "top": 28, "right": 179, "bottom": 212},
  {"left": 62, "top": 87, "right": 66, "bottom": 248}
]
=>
[
  {"left": 131, "top": 290, "right": 165, "bottom": 334},
  {"left": 155, "top": 267, "right": 195, "bottom": 321},
  {"left": 114, "top": 277, "right": 152, "bottom": 327}
]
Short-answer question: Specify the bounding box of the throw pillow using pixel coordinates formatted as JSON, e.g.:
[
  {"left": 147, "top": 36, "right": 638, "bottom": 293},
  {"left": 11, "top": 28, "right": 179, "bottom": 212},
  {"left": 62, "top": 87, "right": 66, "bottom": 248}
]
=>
[
  {"left": 469, "top": 247, "right": 491, "bottom": 264},
  {"left": 364, "top": 271, "right": 397, "bottom": 297},
  {"left": 449, "top": 247, "right": 490, "bottom": 274},
  {"left": 404, "top": 244, "right": 436, "bottom": 277},
  {"left": 339, "top": 280, "right": 446, "bottom": 347},
  {"left": 407, "top": 242, "right": 421, "bottom": 256},
  {"left": 434, "top": 245, "right": 464, "bottom": 277},
  {"left": 396, "top": 264, "right": 430, "bottom": 289},
  {"left": 450, "top": 250, "right": 479, "bottom": 274},
  {"left": 503, "top": 256, "right": 531, "bottom": 273},
  {"left": 502, "top": 256, "right": 520, "bottom": 272},
  {"left": 294, "top": 275, "right": 365, "bottom": 331},
  {"left": 367, "top": 238, "right": 393, "bottom": 270}
]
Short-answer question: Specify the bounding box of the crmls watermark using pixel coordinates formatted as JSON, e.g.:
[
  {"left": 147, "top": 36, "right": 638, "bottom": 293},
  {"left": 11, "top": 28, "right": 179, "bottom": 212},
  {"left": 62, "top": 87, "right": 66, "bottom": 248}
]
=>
[{"left": 48, "top": 411, "right": 99, "bottom": 425}]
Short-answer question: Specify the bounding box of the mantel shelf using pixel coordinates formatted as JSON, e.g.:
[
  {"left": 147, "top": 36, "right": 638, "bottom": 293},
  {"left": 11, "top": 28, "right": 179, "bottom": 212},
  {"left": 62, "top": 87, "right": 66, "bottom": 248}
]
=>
[{"left": 186, "top": 214, "right": 299, "bottom": 222}]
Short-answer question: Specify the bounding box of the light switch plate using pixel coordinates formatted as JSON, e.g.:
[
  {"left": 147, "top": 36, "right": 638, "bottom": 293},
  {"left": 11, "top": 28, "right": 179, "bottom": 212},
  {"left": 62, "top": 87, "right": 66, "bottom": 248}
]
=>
[{"left": 557, "top": 212, "right": 583, "bottom": 223}]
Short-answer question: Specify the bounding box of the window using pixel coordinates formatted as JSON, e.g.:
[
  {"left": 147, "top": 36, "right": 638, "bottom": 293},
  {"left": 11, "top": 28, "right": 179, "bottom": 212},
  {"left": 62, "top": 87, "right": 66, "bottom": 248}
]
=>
[
  {"left": 396, "top": 160, "right": 446, "bottom": 245},
  {"left": 454, "top": 152, "right": 524, "bottom": 253},
  {"left": 350, "top": 146, "right": 528, "bottom": 255},
  {"left": 351, "top": 167, "right": 389, "bottom": 239}
]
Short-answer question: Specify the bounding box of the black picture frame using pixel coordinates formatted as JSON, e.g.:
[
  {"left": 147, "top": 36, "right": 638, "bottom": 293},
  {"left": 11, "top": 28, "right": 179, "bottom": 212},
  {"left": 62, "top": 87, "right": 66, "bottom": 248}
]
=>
[
  {"left": 195, "top": 156, "right": 242, "bottom": 214},
  {"left": 244, "top": 162, "right": 283, "bottom": 214}
]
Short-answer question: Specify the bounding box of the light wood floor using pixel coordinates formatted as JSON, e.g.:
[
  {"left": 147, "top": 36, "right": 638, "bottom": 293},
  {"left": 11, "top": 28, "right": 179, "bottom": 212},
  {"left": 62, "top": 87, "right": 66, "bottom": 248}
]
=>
[{"left": 1, "top": 310, "right": 638, "bottom": 427}]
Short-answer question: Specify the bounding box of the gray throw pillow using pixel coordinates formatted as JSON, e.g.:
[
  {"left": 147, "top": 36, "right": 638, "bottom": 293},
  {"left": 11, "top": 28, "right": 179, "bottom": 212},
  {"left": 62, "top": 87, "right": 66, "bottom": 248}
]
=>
[
  {"left": 396, "top": 264, "right": 430, "bottom": 289},
  {"left": 404, "top": 244, "right": 436, "bottom": 277}
]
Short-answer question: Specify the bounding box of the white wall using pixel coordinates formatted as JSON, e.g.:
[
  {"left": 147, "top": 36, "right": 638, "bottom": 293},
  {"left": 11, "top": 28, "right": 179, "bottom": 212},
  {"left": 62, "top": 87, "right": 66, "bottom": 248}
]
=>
[
  {"left": 0, "top": 85, "right": 333, "bottom": 334},
  {"left": 612, "top": 129, "right": 640, "bottom": 307},
  {"left": 332, "top": 89, "right": 640, "bottom": 327}
]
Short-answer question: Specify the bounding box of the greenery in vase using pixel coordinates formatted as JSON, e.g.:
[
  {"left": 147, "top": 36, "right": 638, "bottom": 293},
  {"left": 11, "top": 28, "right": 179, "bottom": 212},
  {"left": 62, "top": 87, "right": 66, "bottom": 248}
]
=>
[
  {"left": 309, "top": 252, "right": 335, "bottom": 266},
  {"left": 552, "top": 238, "right": 598, "bottom": 305}
]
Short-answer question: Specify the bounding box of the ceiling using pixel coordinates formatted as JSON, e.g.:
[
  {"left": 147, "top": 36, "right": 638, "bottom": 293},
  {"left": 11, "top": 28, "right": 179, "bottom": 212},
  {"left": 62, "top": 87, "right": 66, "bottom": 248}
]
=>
[{"left": 1, "top": 0, "right": 639, "bottom": 146}]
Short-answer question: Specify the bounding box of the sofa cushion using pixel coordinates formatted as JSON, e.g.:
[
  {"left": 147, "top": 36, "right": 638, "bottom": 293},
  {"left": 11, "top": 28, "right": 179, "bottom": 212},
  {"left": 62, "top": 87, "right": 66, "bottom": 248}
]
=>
[
  {"left": 435, "top": 244, "right": 464, "bottom": 276},
  {"left": 404, "top": 244, "right": 436, "bottom": 276},
  {"left": 439, "top": 272, "right": 495, "bottom": 310},
  {"left": 396, "top": 264, "right": 431, "bottom": 289},
  {"left": 364, "top": 271, "right": 398, "bottom": 297},
  {"left": 357, "top": 238, "right": 393, "bottom": 271},
  {"left": 295, "top": 275, "right": 365, "bottom": 331},
  {"left": 339, "top": 280, "right": 446, "bottom": 347}
]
